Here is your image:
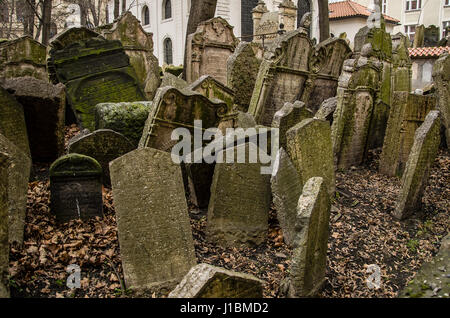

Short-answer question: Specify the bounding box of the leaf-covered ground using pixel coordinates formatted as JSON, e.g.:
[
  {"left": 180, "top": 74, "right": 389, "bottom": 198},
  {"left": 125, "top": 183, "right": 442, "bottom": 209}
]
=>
[{"left": 7, "top": 125, "right": 449, "bottom": 298}]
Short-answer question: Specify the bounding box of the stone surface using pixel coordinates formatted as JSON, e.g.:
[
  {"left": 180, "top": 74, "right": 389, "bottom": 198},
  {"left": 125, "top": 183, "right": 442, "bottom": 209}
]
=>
[
  {"left": 1, "top": 76, "right": 66, "bottom": 162},
  {"left": 47, "top": 27, "right": 146, "bottom": 131},
  {"left": 0, "top": 86, "right": 30, "bottom": 158},
  {"left": 68, "top": 129, "right": 134, "bottom": 185},
  {"left": 380, "top": 92, "right": 436, "bottom": 177},
  {"left": 186, "top": 75, "right": 235, "bottom": 109},
  {"left": 186, "top": 17, "right": 239, "bottom": 85},
  {"left": 315, "top": 96, "right": 337, "bottom": 123},
  {"left": 227, "top": 41, "right": 262, "bottom": 112},
  {"left": 110, "top": 148, "right": 196, "bottom": 293},
  {"left": 49, "top": 154, "right": 103, "bottom": 223},
  {"left": 394, "top": 111, "right": 440, "bottom": 220},
  {"left": 0, "top": 151, "right": 10, "bottom": 298},
  {"left": 432, "top": 53, "right": 450, "bottom": 148},
  {"left": 286, "top": 118, "right": 335, "bottom": 196},
  {"left": 95, "top": 101, "right": 152, "bottom": 146},
  {"left": 288, "top": 177, "right": 330, "bottom": 297},
  {"left": 0, "top": 133, "right": 31, "bottom": 245},
  {"left": 271, "top": 148, "right": 302, "bottom": 247},
  {"left": 207, "top": 142, "right": 271, "bottom": 247},
  {"left": 160, "top": 72, "right": 188, "bottom": 90},
  {"left": 168, "top": 263, "right": 263, "bottom": 298},
  {"left": 272, "top": 101, "right": 313, "bottom": 151},
  {"left": 391, "top": 33, "right": 411, "bottom": 93},
  {"left": 0, "top": 36, "right": 47, "bottom": 81}
]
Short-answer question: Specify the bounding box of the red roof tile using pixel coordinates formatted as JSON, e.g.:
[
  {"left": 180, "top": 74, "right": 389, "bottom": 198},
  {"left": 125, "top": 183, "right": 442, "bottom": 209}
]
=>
[
  {"left": 329, "top": 0, "right": 400, "bottom": 24},
  {"left": 408, "top": 46, "right": 450, "bottom": 58}
]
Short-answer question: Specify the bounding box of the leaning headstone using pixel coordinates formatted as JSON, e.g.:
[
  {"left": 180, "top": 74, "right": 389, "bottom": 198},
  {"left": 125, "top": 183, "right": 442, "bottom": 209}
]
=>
[
  {"left": 271, "top": 148, "right": 303, "bottom": 247},
  {"left": 0, "top": 36, "right": 47, "bottom": 81},
  {"left": 47, "top": 28, "right": 146, "bottom": 130},
  {"left": 186, "top": 75, "right": 235, "bottom": 109},
  {"left": 288, "top": 177, "right": 330, "bottom": 297},
  {"left": 49, "top": 154, "right": 103, "bottom": 223},
  {"left": 160, "top": 72, "right": 188, "bottom": 90},
  {"left": 272, "top": 101, "right": 313, "bottom": 151},
  {"left": 394, "top": 111, "right": 440, "bottom": 220},
  {"left": 0, "top": 151, "right": 9, "bottom": 298},
  {"left": 0, "top": 133, "right": 31, "bottom": 245},
  {"left": 68, "top": 129, "right": 134, "bottom": 186},
  {"left": 186, "top": 17, "right": 239, "bottom": 85},
  {"left": 95, "top": 101, "right": 152, "bottom": 147},
  {"left": 432, "top": 53, "right": 450, "bottom": 148},
  {"left": 1, "top": 76, "right": 66, "bottom": 162},
  {"left": 0, "top": 87, "right": 30, "bottom": 158},
  {"left": 380, "top": 92, "right": 436, "bottom": 177},
  {"left": 227, "top": 41, "right": 262, "bottom": 112},
  {"left": 286, "top": 118, "right": 335, "bottom": 196},
  {"left": 207, "top": 142, "right": 271, "bottom": 247},
  {"left": 168, "top": 263, "right": 264, "bottom": 298},
  {"left": 315, "top": 96, "right": 337, "bottom": 123},
  {"left": 110, "top": 148, "right": 196, "bottom": 293}
]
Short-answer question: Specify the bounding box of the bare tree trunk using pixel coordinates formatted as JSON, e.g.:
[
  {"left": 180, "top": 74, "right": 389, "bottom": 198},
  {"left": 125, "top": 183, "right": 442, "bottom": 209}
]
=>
[
  {"left": 88, "top": 0, "right": 99, "bottom": 26},
  {"left": 182, "top": 0, "right": 217, "bottom": 79},
  {"left": 318, "top": 0, "right": 329, "bottom": 42},
  {"left": 41, "top": 0, "right": 52, "bottom": 45},
  {"left": 114, "top": 0, "right": 119, "bottom": 18},
  {"left": 121, "top": 0, "right": 125, "bottom": 14}
]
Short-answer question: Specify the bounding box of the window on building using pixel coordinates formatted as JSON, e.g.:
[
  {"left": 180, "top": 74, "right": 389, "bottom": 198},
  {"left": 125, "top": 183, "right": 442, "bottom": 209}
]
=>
[
  {"left": 405, "top": 25, "right": 416, "bottom": 42},
  {"left": 444, "top": 21, "right": 450, "bottom": 37},
  {"left": 163, "top": 0, "right": 172, "bottom": 20},
  {"left": 382, "top": 0, "right": 387, "bottom": 13},
  {"left": 142, "top": 5, "right": 150, "bottom": 25},
  {"left": 49, "top": 23, "right": 58, "bottom": 39},
  {"left": 406, "top": 0, "right": 422, "bottom": 11},
  {"left": 446, "top": 0, "right": 450, "bottom": 6},
  {"left": 164, "top": 38, "right": 173, "bottom": 65}
]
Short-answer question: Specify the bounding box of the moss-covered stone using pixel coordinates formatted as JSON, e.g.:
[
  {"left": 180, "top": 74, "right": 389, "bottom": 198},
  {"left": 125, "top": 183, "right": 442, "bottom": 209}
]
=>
[
  {"left": 186, "top": 75, "right": 234, "bottom": 110},
  {"left": 432, "top": 53, "right": 450, "bottom": 148},
  {"left": 49, "top": 153, "right": 102, "bottom": 178}
]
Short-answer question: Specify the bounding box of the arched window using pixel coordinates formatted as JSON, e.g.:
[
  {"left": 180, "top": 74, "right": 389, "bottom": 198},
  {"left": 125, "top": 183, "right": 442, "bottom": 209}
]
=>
[
  {"left": 164, "top": 38, "right": 173, "bottom": 65},
  {"left": 163, "top": 0, "right": 172, "bottom": 20},
  {"left": 49, "top": 23, "right": 58, "bottom": 39},
  {"left": 142, "top": 5, "right": 150, "bottom": 25}
]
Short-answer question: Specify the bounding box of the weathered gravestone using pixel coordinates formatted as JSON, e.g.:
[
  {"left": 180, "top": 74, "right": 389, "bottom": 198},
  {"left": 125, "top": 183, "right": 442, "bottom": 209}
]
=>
[
  {"left": 0, "top": 133, "right": 31, "bottom": 245},
  {"left": 110, "top": 148, "right": 196, "bottom": 293},
  {"left": 186, "top": 17, "right": 239, "bottom": 85},
  {"left": 95, "top": 101, "right": 152, "bottom": 146},
  {"left": 272, "top": 101, "right": 313, "bottom": 151},
  {"left": 424, "top": 25, "right": 440, "bottom": 47},
  {"left": 286, "top": 118, "right": 335, "bottom": 196},
  {"left": 413, "top": 25, "right": 425, "bottom": 48},
  {"left": 391, "top": 33, "right": 412, "bottom": 93},
  {"left": 97, "top": 12, "right": 161, "bottom": 100},
  {"left": 47, "top": 27, "right": 146, "bottom": 131},
  {"left": 227, "top": 41, "right": 262, "bottom": 112},
  {"left": 168, "top": 263, "right": 264, "bottom": 298},
  {"left": 432, "top": 53, "right": 450, "bottom": 148},
  {"left": 380, "top": 92, "right": 436, "bottom": 177},
  {"left": 160, "top": 72, "right": 188, "bottom": 90},
  {"left": 394, "top": 111, "right": 440, "bottom": 220},
  {"left": 207, "top": 142, "right": 271, "bottom": 247},
  {"left": 0, "top": 36, "right": 47, "bottom": 81},
  {"left": 1, "top": 76, "right": 66, "bottom": 162},
  {"left": 68, "top": 129, "right": 134, "bottom": 186},
  {"left": 0, "top": 151, "right": 9, "bottom": 298},
  {"left": 315, "top": 96, "right": 337, "bottom": 123},
  {"left": 288, "top": 176, "right": 330, "bottom": 297},
  {"left": 271, "top": 148, "right": 303, "bottom": 247},
  {"left": 49, "top": 154, "right": 103, "bottom": 223},
  {"left": 0, "top": 87, "right": 30, "bottom": 158},
  {"left": 186, "top": 75, "right": 234, "bottom": 110}
]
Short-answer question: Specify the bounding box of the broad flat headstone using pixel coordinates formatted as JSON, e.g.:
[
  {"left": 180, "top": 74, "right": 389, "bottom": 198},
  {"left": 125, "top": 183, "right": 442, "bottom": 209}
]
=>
[
  {"left": 110, "top": 148, "right": 196, "bottom": 293},
  {"left": 95, "top": 101, "right": 152, "bottom": 146},
  {"left": 186, "top": 75, "right": 235, "bottom": 109},
  {"left": 271, "top": 148, "right": 302, "bottom": 247},
  {"left": 286, "top": 118, "right": 335, "bottom": 196},
  {"left": 168, "top": 263, "right": 264, "bottom": 298},
  {"left": 0, "top": 133, "right": 31, "bottom": 245},
  {"left": 0, "top": 151, "right": 9, "bottom": 298},
  {"left": 394, "top": 111, "right": 440, "bottom": 220},
  {"left": 227, "top": 41, "right": 262, "bottom": 112},
  {"left": 47, "top": 28, "right": 146, "bottom": 130},
  {"left": 1, "top": 76, "right": 66, "bottom": 162},
  {"left": 424, "top": 25, "right": 439, "bottom": 47},
  {"left": 380, "top": 92, "right": 436, "bottom": 177},
  {"left": 432, "top": 53, "right": 450, "bottom": 148},
  {"left": 0, "top": 36, "right": 47, "bottom": 81},
  {"left": 288, "top": 177, "right": 330, "bottom": 297},
  {"left": 49, "top": 154, "right": 103, "bottom": 223},
  {"left": 272, "top": 101, "right": 313, "bottom": 151},
  {"left": 186, "top": 17, "right": 239, "bottom": 85},
  {"left": 68, "top": 129, "right": 134, "bottom": 186},
  {"left": 0, "top": 86, "right": 30, "bottom": 158},
  {"left": 207, "top": 142, "right": 271, "bottom": 247}
]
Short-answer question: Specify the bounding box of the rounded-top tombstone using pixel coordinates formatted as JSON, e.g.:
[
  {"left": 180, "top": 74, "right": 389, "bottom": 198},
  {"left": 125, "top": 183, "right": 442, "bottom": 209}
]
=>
[{"left": 49, "top": 153, "right": 103, "bottom": 223}]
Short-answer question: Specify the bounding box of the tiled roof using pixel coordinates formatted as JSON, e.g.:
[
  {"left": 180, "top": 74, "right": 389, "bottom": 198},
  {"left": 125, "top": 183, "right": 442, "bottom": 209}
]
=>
[
  {"left": 408, "top": 46, "right": 450, "bottom": 58},
  {"left": 329, "top": 0, "right": 400, "bottom": 24}
]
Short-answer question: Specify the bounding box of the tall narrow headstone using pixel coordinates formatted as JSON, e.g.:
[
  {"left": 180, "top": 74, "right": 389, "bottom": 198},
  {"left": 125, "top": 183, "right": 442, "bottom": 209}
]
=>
[
  {"left": 0, "top": 151, "right": 9, "bottom": 298},
  {"left": 432, "top": 53, "right": 450, "bottom": 148}
]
